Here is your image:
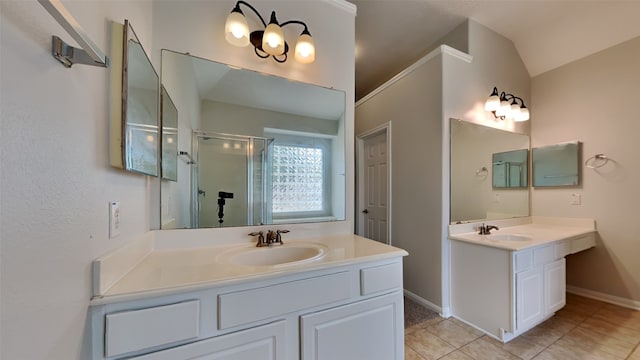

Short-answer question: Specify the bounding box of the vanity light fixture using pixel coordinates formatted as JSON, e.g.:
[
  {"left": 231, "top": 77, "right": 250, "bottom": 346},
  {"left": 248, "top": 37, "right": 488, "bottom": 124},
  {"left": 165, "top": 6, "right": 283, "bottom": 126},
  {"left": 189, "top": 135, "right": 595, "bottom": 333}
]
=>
[
  {"left": 484, "top": 87, "right": 530, "bottom": 122},
  {"left": 224, "top": 1, "right": 315, "bottom": 64}
]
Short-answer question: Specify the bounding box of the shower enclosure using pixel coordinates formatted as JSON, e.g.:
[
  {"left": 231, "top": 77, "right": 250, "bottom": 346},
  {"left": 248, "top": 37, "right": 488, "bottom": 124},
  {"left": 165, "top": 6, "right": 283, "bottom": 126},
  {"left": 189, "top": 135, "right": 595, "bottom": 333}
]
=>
[{"left": 192, "top": 131, "right": 272, "bottom": 228}]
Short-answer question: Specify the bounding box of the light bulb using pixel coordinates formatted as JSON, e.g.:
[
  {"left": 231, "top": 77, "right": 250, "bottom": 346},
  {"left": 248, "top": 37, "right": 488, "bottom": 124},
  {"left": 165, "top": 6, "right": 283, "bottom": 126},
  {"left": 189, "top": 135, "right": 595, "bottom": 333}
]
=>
[
  {"left": 515, "top": 108, "right": 530, "bottom": 122},
  {"left": 510, "top": 102, "right": 521, "bottom": 120},
  {"left": 262, "top": 12, "right": 285, "bottom": 56},
  {"left": 294, "top": 31, "right": 315, "bottom": 64},
  {"left": 484, "top": 95, "right": 500, "bottom": 111},
  {"left": 225, "top": 10, "right": 250, "bottom": 47},
  {"left": 496, "top": 100, "right": 510, "bottom": 117}
]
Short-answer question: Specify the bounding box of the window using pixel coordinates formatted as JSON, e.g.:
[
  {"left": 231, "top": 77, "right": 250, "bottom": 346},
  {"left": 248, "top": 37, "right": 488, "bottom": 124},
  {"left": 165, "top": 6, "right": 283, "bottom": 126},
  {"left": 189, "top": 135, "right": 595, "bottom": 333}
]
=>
[{"left": 266, "top": 130, "right": 333, "bottom": 220}]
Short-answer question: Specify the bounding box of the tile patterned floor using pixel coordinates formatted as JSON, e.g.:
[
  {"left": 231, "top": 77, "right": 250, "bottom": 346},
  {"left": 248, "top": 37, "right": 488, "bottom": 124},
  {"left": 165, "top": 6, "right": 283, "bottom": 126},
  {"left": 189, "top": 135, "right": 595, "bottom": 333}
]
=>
[{"left": 405, "top": 293, "right": 640, "bottom": 359}]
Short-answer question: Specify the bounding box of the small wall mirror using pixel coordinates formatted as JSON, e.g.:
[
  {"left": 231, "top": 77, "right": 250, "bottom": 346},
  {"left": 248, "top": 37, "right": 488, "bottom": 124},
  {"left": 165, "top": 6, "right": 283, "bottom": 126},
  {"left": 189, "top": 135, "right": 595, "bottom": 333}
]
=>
[
  {"left": 532, "top": 141, "right": 581, "bottom": 187},
  {"left": 110, "top": 20, "right": 159, "bottom": 176},
  {"left": 161, "top": 86, "right": 178, "bottom": 181},
  {"left": 492, "top": 149, "right": 528, "bottom": 188}
]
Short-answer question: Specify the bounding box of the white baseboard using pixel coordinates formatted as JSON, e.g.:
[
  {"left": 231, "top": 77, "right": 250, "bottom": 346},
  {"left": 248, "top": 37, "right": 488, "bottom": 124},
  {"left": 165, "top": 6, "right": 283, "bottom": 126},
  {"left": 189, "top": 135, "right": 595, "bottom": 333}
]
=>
[
  {"left": 567, "top": 285, "right": 640, "bottom": 311},
  {"left": 403, "top": 289, "right": 448, "bottom": 317}
]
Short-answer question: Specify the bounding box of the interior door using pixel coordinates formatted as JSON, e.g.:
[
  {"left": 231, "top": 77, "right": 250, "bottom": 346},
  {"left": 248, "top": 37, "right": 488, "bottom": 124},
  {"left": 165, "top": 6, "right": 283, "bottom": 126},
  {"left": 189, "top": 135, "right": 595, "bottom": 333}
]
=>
[{"left": 363, "top": 132, "right": 389, "bottom": 243}]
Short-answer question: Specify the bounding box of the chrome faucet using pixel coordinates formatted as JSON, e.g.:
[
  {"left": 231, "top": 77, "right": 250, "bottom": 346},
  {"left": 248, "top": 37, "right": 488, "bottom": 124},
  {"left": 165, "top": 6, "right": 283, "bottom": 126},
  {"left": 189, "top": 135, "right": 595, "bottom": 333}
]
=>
[
  {"left": 249, "top": 229, "right": 289, "bottom": 247},
  {"left": 478, "top": 223, "right": 499, "bottom": 235}
]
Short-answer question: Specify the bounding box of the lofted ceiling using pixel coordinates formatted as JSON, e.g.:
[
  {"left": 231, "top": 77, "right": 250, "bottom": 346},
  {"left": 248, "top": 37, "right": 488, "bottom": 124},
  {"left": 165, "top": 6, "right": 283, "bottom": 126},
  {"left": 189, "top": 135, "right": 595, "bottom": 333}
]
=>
[{"left": 352, "top": 0, "right": 640, "bottom": 101}]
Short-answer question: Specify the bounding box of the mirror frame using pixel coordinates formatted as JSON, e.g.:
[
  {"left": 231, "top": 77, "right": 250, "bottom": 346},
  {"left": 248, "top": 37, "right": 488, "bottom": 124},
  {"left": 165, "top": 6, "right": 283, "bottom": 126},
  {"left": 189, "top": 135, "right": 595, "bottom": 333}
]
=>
[{"left": 110, "top": 19, "right": 160, "bottom": 177}]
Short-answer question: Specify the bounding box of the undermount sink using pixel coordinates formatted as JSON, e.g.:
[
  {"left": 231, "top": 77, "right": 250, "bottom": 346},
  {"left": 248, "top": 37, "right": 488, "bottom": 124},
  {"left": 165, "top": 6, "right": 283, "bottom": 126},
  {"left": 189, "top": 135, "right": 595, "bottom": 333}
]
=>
[
  {"left": 222, "top": 243, "right": 326, "bottom": 267},
  {"left": 487, "top": 234, "right": 532, "bottom": 242}
]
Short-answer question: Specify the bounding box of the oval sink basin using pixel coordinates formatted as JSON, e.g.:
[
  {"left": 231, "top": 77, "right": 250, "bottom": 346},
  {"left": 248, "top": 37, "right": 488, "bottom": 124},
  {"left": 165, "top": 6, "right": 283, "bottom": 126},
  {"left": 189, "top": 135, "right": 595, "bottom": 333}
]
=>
[
  {"left": 487, "top": 234, "right": 532, "bottom": 242},
  {"left": 224, "top": 243, "right": 326, "bottom": 267}
]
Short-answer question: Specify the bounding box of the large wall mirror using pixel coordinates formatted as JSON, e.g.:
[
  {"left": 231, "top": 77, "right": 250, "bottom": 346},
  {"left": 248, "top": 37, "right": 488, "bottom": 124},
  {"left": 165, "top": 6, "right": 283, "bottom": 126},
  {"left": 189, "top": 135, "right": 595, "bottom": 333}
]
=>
[
  {"left": 450, "top": 119, "right": 530, "bottom": 224},
  {"left": 160, "top": 50, "right": 346, "bottom": 229},
  {"left": 110, "top": 20, "right": 159, "bottom": 176}
]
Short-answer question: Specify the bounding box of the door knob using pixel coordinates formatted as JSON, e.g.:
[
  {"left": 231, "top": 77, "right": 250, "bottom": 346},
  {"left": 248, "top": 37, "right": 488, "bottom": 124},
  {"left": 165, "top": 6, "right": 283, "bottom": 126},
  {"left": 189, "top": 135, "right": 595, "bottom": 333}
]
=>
[{"left": 362, "top": 209, "right": 369, "bottom": 214}]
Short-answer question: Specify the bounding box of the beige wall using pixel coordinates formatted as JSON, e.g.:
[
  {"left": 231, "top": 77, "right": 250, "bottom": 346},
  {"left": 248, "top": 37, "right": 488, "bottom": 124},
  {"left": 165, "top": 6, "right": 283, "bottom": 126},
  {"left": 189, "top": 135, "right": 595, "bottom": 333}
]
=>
[
  {"left": 444, "top": 21, "right": 530, "bottom": 135},
  {"left": 531, "top": 36, "right": 640, "bottom": 305},
  {"left": 356, "top": 52, "right": 444, "bottom": 307},
  {"left": 1, "top": 2, "right": 154, "bottom": 358}
]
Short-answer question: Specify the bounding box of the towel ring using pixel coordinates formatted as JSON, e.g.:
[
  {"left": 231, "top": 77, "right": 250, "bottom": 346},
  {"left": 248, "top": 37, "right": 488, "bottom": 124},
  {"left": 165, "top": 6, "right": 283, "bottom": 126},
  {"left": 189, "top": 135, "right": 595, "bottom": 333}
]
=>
[
  {"left": 585, "top": 154, "right": 608, "bottom": 169},
  {"left": 475, "top": 166, "right": 488, "bottom": 176}
]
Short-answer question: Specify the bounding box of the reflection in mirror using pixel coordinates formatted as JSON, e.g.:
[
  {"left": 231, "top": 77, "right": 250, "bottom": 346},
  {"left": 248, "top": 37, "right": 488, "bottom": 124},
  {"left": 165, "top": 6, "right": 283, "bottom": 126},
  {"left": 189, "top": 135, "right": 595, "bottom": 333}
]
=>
[
  {"left": 450, "top": 119, "right": 530, "bottom": 224},
  {"left": 492, "top": 149, "right": 528, "bottom": 188},
  {"left": 161, "top": 86, "right": 178, "bottom": 181},
  {"left": 110, "top": 20, "right": 159, "bottom": 176},
  {"left": 160, "top": 50, "right": 346, "bottom": 229},
  {"left": 532, "top": 141, "right": 581, "bottom": 187}
]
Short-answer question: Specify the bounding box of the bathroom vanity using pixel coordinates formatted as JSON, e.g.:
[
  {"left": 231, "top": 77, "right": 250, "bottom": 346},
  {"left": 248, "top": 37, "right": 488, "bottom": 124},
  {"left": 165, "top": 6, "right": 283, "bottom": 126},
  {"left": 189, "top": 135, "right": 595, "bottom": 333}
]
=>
[
  {"left": 449, "top": 217, "right": 596, "bottom": 342},
  {"left": 89, "top": 229, "right": 407, "bottom": 360}
]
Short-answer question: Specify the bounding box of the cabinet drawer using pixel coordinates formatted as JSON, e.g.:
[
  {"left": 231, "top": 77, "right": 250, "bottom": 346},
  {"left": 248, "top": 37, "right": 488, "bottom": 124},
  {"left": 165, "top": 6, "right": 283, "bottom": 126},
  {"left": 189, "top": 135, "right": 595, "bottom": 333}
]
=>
[
  {"left": 555, "top": 240, "right": 571, "bottom": 258},
  {"left": 218, "top": 272, "right": 351, "bottom": 329},
  {"left": 533, "top": 245, "right": 556, "bottom": 265},
  {"left": 570, "top": 233, "right": 595, "bottom": 254},
  {"left": 360, "top": 262, "right": 402, "bottom": 295},
  {"left": 514, "top": 250, "right": 533, "bottom": 273},
  {"left": 105, "top": 300, "right": 200, "bottom": 357}
]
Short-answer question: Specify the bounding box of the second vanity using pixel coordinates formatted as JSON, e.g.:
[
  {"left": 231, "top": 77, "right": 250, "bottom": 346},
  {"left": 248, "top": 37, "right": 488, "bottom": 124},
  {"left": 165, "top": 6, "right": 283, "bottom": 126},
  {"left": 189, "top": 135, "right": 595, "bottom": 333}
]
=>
[
  {"left": 89, "top": 225, "right": 408, "bottom": 360},
  {"left": 449, "top": 217, "right": 596, "bottom": 342}
]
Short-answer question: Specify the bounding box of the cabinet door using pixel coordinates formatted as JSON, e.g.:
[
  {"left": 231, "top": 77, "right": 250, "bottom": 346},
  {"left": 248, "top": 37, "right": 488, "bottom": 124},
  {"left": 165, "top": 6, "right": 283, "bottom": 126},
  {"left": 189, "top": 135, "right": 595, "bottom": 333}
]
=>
[
  {"left": 516, "top": 266, "right": 544, "bottom": 331},
  {"left": 545, "top": 258, "right": 566, "bottom": 314},
  {"left": 300, "top": 292, "right": 403, "bottom": 360},
  {"left": 130, "top": 320, "right": 286, "bottom": 360}
]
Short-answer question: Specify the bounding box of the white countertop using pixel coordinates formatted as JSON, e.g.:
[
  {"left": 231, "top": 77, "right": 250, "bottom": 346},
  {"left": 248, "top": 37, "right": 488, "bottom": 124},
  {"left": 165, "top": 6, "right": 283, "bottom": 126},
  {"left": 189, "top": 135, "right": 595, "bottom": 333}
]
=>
[
  {"left": 91, "top": 233, "right": 407, "bottom": 305},
  {"left": 448, "top": 217, "right": 596, "bottom": 251}
]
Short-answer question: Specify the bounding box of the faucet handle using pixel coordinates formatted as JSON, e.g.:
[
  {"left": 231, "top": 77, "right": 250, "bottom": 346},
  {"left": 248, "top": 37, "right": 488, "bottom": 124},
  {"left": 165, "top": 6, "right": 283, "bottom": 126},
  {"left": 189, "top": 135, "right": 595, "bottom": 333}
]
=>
[
  {"left": 249, "top": 231, "right": 266, "bottom": 247},
  {"left": 274, "top": 229, "right": 289, "bottom": 245}
]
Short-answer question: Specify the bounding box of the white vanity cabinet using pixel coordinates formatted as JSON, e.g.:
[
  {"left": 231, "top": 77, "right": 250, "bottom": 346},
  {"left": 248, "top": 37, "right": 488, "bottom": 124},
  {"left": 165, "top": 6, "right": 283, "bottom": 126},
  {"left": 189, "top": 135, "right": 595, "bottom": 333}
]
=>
[
  {"left": 450, "top": 232, "right": 594, "bottom": 342},
  {"left": 90, "top": 258, "right": 405, "bottom": 360},
  {"left": 300, "top": 291, "right": 403, "bottom": 360},
  {"left": 514, "top": 246, "right": 566, "bottom": 332}
]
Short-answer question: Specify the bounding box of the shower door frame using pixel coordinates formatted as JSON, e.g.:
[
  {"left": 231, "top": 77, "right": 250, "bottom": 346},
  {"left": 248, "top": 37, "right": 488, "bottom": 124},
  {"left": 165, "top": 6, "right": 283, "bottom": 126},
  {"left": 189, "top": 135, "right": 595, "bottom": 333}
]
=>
[{"left": 191, "top": 130, "right": 271, "bottom": 228}]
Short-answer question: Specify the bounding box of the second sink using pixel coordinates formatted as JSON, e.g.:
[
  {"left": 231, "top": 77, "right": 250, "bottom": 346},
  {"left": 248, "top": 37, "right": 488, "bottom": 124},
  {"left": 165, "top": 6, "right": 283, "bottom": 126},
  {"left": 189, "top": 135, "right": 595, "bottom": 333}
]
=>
[{"left": 487, "top": 234, "right": 532, "bottom": 242}]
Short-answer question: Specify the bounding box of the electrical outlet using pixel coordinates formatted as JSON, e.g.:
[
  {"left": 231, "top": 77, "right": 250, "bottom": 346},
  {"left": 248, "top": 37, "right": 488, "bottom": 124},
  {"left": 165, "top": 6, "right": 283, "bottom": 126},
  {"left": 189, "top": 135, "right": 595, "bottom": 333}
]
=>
[
  {"left": 570, "top": 193, "right": 582, "bottom": 205},
  {"left": 109, "top": 201, "right": 121, "bottom": 238}
]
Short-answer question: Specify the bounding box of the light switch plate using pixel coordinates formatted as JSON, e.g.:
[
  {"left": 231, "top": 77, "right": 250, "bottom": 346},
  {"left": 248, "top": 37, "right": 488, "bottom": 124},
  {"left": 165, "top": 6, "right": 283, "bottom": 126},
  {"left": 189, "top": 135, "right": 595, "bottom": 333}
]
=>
[{"left": 109, "top": 201, "right": 121, "bottom": 238}]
